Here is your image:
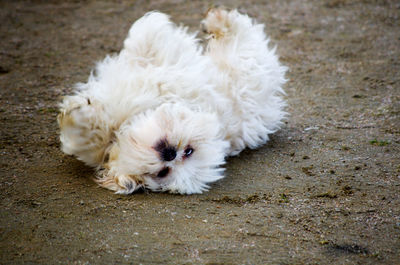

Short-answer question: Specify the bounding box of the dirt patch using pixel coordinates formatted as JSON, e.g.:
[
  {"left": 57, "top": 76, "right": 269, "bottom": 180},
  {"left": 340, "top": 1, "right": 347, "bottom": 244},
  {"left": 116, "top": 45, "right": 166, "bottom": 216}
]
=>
[{"left": 1, "top": 0, "right": 399, "bottom": 264}]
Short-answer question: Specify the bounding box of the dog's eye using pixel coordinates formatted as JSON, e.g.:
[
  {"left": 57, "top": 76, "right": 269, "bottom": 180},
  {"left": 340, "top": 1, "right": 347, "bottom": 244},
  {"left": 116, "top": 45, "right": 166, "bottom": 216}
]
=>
[
  {"left": 157, "top": 167, "right": 170, "bottom": 178},
  {"left": 183, "top": 146, "right": 194, "bottom": 158}
]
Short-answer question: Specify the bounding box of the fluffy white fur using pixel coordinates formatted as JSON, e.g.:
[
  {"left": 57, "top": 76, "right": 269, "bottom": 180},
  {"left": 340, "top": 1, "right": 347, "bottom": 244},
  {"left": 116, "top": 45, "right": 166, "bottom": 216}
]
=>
[{"left": 58, "top": 9, "right": 287, "bottom": 195}]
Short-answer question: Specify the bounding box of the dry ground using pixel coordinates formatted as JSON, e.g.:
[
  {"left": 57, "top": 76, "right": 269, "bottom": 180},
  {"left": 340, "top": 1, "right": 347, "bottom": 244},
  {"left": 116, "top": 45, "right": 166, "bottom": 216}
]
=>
[{"left": 0, "top": 0, "right": 399, "bottom": 264}]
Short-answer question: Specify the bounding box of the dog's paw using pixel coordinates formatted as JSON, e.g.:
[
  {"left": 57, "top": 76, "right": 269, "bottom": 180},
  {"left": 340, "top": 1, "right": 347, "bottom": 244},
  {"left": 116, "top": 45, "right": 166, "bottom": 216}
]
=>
[
  {"left": 58, "top": 96, "right": 97, "bottom": 130},
  {"left": 201, "top": 8, "right": 231, "bottom": 39},
  {"left": 58, "top": 96, "right": 111, "bottom": 166},
  {"left": 202, "top": 9, "right": 255, "bottom": 41},
  {"left": 95, "top": 169, "right": 143, "bottom": 195}
]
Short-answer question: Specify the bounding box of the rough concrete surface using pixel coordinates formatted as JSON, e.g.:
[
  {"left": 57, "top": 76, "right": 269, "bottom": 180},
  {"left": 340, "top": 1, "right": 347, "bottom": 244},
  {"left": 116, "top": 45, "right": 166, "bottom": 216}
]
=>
[{"left": 0, "top": 0, "right": 399, "bottom": 264}]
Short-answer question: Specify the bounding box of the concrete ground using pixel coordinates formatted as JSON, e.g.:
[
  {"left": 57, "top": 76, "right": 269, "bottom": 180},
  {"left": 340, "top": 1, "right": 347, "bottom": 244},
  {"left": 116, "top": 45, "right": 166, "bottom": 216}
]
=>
[{"left": 0, "top": 0, "right": 399, "bottom": 264}]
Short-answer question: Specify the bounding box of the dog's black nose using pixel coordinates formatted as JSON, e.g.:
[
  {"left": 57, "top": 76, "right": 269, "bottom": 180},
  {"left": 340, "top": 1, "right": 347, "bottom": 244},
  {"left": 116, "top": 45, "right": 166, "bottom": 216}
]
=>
[{"left": 161, "top": 147, "right": 177, "bottom": 162}]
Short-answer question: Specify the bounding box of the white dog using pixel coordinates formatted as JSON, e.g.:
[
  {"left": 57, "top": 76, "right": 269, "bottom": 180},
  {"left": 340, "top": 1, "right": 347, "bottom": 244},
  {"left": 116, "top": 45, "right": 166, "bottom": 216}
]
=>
[{"left": 58, "top": 9, "right": 287, "bottom": 195}]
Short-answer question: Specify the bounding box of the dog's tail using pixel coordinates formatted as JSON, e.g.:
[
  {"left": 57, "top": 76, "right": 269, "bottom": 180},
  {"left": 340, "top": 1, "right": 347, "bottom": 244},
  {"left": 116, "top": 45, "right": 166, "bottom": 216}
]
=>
[{"left": 121, "top": 11, "right": 202, "bottom": 67}]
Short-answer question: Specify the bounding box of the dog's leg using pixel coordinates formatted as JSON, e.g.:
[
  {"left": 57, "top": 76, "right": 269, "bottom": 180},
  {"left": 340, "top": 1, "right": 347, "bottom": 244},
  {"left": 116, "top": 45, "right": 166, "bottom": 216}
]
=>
[
  {"left": 121, "top": 11, "right": 201, "bottom": 67},
  {"left": 58, "top": 95, "right": 113, "bottom": 168},
  {"left": 202, "top": 9, "right": 287, "bottom": 153},
  {"left": 202, "top": 8, "right": 284, "bottom": 78},
  {"left": 59, "top": 96, "right": 141, "bottom": 194},
  {"left": 94, "top": 141, "right": 145, "bottom": 195}
]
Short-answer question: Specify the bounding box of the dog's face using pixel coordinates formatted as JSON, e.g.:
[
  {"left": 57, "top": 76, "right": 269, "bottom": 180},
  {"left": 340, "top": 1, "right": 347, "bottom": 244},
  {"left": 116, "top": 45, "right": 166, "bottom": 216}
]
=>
[{"left": 101, "top": 103, "right": 229, "bottom": 194}]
